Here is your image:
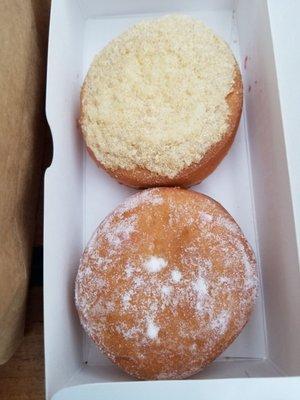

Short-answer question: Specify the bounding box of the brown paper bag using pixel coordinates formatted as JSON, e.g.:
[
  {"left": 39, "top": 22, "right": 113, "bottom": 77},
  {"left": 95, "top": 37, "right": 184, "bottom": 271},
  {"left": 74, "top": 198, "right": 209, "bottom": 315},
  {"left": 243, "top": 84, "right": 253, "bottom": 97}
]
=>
[{"left": 0, "top": 0, "right": 50, "bottom": 364}]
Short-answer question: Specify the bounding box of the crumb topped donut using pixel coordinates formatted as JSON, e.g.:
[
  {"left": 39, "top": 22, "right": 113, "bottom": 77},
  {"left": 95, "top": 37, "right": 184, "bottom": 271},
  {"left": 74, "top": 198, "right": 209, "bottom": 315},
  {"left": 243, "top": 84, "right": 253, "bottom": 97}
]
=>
[
  {"left": 75, "top": 188, "right": 257, "bottom": 379},
  {"left": 80, "top": 15, "right": 243, "bottom": 187}
]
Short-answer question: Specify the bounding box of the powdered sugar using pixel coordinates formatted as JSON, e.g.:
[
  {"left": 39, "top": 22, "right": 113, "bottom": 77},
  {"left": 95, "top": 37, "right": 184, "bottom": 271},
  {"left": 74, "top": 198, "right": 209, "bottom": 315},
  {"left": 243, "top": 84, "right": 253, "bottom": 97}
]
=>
[
  {"left": 122, "top": 291, "right": 133, "bottom": 310},
  {"left": 200, "top": 212, "right": 213, "bottom": 223},
  {"left": 200, "top": 211, "right": 241, "bottom": 236},
  {"left": 146, "top": 319, "right": 160, "bottom": 340},
  {"left": 211, "top": 310, "right": 230, "bottom": 335},
  {"left": 193, "top": 275, "right": 208, "bottom": 313},
  {"left": 102, "top": 214, "right": 137, "bottom": 247},
  {"left": 235, "top": 241, "right": 258, "bottom": 292},
  {"left": 161, "top": 285, "right": 172, "bottom": 296},
  {"left": 117, "top": 189, "right": 163, "bottom": 214},
  {"left": 144, "top": 256, "right": 167, "bottom": 273},
  {"left": 201, "top": 259, "right": 213, "bottom": 269},
  {"left": 125, "top": 263, "right": 134, "bottom": 278},
  {"left": 117, "top": 324, "right": 142, "bottom": 340},
  {"left": 216, "top": 216, "right": 240, "bottom": 235},
  {"left": 218, "top": 276, "right": 232, "bottom": 285},
  {"left": 133, "top": 276, "right": 144, "bottom": 287},
  {"left": 171, "top": 269, "right": 182, "bottom": 283},
  {"left": 193, "top": 276, "right": 208, "bottom": 296}
]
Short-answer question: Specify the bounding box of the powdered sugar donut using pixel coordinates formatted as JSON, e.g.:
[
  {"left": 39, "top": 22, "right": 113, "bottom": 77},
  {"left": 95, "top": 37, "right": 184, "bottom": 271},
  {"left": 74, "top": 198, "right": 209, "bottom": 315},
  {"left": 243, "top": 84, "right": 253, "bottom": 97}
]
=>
[{"left": 75, "top": 188, "right": 257, "bottom": 379}]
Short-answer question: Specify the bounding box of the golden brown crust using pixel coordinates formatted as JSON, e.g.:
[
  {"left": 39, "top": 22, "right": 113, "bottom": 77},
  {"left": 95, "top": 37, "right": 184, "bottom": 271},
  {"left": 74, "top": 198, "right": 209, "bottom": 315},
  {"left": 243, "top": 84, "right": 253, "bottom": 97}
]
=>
[
  {"left": 84, "top": 66, "right": 243, "bottom": 188},
  {"left": 75, "top": 188, "right": 257, "bottom": 380}
]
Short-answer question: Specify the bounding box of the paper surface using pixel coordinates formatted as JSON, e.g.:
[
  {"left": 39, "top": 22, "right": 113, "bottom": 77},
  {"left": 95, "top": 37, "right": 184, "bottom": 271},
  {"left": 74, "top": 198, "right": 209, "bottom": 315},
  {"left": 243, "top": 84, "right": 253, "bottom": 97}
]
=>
[{"left": 0, "top": 0, "right": 50, "bottom": 364}]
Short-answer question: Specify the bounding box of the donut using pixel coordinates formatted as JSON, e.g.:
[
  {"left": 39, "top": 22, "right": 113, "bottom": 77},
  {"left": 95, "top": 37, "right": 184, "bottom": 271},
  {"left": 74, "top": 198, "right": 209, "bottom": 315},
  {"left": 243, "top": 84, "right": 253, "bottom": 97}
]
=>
[
  {"left": 80, "top": 15, "right": 243, "bottom": 188},
  {"left": 75, "top": 188, "right": 257, "bottom": 379}
]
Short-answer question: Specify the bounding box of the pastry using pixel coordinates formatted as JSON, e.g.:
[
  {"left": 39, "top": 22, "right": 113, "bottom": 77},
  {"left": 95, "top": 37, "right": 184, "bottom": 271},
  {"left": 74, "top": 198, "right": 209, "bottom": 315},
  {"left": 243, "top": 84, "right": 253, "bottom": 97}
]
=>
[
  {"left": 75, "top": 188, "right": 257, "bottom": 379},
  {"left": 80, "top": 15, "right": 243, "bottom": 187}
]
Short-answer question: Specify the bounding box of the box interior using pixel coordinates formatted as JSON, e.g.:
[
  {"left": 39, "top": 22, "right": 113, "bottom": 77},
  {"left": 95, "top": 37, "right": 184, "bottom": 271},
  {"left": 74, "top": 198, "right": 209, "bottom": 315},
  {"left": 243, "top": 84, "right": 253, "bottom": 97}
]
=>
[{"left": 45, "top": 0, "right": 300, "bottom": 398}]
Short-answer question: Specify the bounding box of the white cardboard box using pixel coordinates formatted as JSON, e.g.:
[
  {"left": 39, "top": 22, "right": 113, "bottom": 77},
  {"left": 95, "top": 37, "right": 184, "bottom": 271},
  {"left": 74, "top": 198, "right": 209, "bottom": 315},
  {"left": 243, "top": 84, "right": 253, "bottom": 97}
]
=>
[{"left": 45, "top": 0, "right": 300, "bottom": 398}]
